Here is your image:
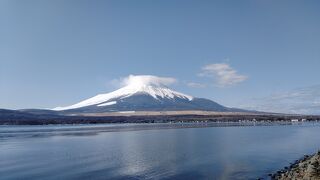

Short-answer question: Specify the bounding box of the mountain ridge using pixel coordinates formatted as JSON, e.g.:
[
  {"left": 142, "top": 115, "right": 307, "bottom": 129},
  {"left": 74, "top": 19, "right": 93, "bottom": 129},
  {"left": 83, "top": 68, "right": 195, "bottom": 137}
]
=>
[
  {"left": 53, "top": 83, "right": 194, "bottom": 111},
  {"left": 52, "top": 77, "right": 239, "bottom": 113}
]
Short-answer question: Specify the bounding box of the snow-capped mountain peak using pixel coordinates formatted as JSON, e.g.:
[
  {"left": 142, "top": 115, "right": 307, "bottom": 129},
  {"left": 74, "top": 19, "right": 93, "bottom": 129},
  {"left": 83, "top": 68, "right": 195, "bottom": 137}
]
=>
[
  {"left": 53, "top": 79, "right": 193, "bottom": 111},
  {"left": 52, "top": 75, "right": 231, "bottom": 113}
]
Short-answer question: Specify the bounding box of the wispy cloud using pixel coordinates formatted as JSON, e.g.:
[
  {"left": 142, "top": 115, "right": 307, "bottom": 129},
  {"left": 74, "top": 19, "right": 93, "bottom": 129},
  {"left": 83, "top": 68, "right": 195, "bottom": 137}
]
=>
[
  {"left": 199, "top": 63, "right": 248, "bottom": 87},
  {"left": 241, "top": 85, "right": 320, "bottom": 115}
]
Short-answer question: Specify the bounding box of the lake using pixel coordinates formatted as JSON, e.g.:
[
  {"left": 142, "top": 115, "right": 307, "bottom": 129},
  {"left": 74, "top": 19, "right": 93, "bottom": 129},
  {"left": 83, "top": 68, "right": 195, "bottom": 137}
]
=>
[{"left": 1, "top": 122, "right": 320, "bottom": 180}]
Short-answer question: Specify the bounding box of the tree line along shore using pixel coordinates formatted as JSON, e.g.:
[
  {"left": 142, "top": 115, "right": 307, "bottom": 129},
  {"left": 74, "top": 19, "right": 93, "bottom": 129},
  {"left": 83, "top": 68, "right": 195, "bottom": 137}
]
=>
[{"left": 0, "top": 109, "right": 319, "bottom": 125}]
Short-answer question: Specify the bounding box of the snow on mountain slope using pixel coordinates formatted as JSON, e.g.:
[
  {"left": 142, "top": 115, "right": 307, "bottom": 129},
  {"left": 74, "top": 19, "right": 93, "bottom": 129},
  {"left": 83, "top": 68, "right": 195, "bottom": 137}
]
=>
[
  {"left": 53, "top": 75, "right": 193, "bottom": 111},
  {"left": 97, "top": 101, "right": 117, "bottom": 107}
]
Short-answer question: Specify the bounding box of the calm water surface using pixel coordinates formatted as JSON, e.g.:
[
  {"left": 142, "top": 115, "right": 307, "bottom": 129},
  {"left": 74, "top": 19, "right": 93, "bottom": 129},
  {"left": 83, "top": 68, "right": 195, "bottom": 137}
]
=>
[{"left": 1, "top": 122, "right": 320, "bottom": 180}]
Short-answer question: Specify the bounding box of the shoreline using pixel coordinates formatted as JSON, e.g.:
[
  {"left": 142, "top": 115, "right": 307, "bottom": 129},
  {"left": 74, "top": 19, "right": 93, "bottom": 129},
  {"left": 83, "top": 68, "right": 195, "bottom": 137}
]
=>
[
  {"left": 271, "top": 151, "right": 320, "bottom": 180},
  {"left": 1, "top": 109, "right": 320, "bottom": 125}
]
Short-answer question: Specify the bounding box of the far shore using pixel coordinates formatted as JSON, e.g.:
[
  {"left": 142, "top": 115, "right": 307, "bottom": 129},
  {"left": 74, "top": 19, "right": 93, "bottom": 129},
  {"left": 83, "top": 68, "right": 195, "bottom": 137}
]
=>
[
  {"left": 1, "top": 109, "right": 320, "bottom": 125},
  {"left": 78, "top": 110, "right": 264, "bottom": 116}
]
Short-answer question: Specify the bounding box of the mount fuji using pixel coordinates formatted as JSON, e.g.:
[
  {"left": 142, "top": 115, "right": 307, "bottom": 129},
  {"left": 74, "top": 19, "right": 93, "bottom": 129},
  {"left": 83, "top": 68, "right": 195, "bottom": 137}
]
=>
[{"left": 53, "top": 75, "right": 241, "bottom": 113}]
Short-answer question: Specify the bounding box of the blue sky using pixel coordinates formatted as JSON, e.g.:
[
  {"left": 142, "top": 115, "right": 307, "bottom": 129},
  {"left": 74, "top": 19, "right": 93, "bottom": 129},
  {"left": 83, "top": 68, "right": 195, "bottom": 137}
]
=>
[{"left": 1, "top": 0, "right": 320, "bottom": 114}]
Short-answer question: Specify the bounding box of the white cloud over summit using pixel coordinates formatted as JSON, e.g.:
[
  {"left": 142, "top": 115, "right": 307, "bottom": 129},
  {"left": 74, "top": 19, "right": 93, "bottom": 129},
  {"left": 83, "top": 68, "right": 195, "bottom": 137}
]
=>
[{"left": 113, "top": 75, "right": 177, "bottom": 88}]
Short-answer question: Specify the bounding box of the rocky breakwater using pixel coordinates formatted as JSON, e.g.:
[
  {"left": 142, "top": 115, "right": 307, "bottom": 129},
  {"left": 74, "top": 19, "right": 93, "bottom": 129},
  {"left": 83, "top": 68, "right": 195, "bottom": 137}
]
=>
[{"left": 272, "top": 151, "right": 320, "bottom": 180}]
